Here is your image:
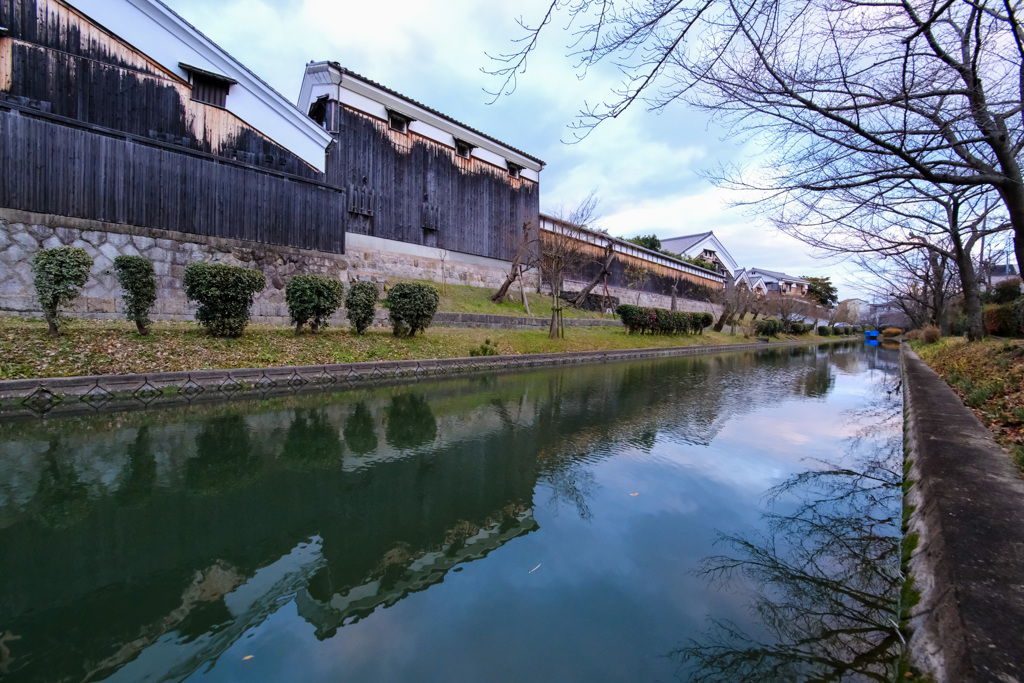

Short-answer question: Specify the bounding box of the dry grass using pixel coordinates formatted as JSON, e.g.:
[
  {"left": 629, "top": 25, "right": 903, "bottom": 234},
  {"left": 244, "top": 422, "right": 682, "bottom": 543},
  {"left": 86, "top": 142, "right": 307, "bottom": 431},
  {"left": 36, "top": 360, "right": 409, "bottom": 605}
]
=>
[
  {"left": 0, "top": 315, "right": 790, "bottom": 380},
  {"left": 914, "top": 337, "right": 1024, "bottom": 472}
]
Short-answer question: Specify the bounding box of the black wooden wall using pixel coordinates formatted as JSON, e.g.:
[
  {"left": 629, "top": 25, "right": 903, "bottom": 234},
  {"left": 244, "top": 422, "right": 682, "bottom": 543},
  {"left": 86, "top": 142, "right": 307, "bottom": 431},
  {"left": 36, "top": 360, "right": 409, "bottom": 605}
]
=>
[
  {"left": 326, "top": 104, "right": 539, "bottom": 263},
  {"left": 0, "top": 105, "right": 346, "bottom": 253},
  {"left": 0, "top": 0, "right": 321, "bottom": 179}
]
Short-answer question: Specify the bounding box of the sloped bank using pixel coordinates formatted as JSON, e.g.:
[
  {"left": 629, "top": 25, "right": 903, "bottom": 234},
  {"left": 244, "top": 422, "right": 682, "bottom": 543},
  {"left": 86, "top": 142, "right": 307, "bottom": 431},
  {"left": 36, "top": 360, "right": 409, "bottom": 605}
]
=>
[
  {"left": 901, "top": 344, "right": 1024, "bottom": 681},
  {"left": 0, "top": 338, "right": 845, "bottom": 420}
]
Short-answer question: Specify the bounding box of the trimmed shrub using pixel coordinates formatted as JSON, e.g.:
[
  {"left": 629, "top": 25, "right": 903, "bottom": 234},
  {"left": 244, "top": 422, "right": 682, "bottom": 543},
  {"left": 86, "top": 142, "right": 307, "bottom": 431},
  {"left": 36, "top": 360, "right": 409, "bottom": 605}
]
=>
[
  {"left": 983, "top": 303, "right": 1017, "bottom": 336},
  {"left": 385, "top": 282, "right": 439, "bottom": 336},
  {"left": 345, "top": 281, "right": 379, "bottom": 335},
  {"left": 905, "top": 329, "right": 923, "bottom": 341},
  {"left": 881, "top": 327, "right": 903, "bottom": 337},
  {"left": 113, "top": 255, "right": 157, "bottom": 335},
  {"left": 699, "top": 311, "right": 713, "bottom": 334},
  {"left": 286, "top": 274, "right": 344, "bottom": 334},
  {"left": 182, "top": 262, "right": 265, "bottom": 337},
  {"left": 616, "top": 304, "right": 642, "bottom": 334},
  {"left": 921, "top": 325, "right": 941, "bottom": 344},
  {"left": 32, "top": 246, "right": 93, "bottom": 336},
  {"left": 791, "top": 322, "right": 805, "bottom": 334},
  {"left": 817, "top": 325, "right": 832, "bottom": 336},
  {"left": 755, "top": 318, "right": 782, "bottom": 337}
]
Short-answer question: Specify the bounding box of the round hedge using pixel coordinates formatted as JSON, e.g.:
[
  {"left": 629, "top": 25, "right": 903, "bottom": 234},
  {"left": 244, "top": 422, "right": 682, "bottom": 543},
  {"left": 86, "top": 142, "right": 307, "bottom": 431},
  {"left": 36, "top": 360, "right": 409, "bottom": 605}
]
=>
[
  {"left": 182, "top": 262, "right": 265, "bottom": 337},
  {"left": 113, "top": 255, "right": 157, "bottom": 335},
  {"left": 345, "top": 281, "right": 379, "bottom": 335},
  {"left": 32, "top": 246, "right": 93, "bottom": 336}
]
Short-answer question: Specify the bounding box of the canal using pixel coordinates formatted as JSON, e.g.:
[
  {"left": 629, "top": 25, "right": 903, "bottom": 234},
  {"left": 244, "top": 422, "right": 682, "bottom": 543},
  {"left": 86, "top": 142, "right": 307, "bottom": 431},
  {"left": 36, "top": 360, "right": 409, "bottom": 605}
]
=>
[{"left": 0, "top": 342, "right": 904, "bottom": 682}]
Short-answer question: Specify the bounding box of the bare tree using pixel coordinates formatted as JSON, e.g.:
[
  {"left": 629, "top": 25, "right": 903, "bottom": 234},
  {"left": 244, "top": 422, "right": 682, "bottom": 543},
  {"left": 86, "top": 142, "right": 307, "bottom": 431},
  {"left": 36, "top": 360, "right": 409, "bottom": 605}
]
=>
[
  {"left": 541, "top": 193, "right": 601, "bottom": 338},
  {"left": 489, "top": 0, "right": 1024, "bottom": 282},
  {"left": 764, "top": 292, "right": 804, "bottom": 332},
  {"left": 712, "top": 277, "right": 756, "bottom": 332},
  {"left": 853, "top": 248, "right": 958, "bottom": 330}
]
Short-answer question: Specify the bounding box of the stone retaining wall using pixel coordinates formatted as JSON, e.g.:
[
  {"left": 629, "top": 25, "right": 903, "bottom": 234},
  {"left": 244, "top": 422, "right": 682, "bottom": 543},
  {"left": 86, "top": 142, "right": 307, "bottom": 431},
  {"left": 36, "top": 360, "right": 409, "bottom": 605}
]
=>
[
  {"left": 0, "top": 209, "right": 348, "bottom": 324},
  {"left": 901, "top": 344, "right": 1024, "bottom": 682}
]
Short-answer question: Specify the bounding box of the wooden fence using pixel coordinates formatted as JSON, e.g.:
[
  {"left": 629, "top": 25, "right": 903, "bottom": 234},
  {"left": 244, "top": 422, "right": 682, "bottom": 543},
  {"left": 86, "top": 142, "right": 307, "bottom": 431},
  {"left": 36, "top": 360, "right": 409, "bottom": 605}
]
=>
[{"left": 0, "top": 104, "right": 346, "bottom": 253}]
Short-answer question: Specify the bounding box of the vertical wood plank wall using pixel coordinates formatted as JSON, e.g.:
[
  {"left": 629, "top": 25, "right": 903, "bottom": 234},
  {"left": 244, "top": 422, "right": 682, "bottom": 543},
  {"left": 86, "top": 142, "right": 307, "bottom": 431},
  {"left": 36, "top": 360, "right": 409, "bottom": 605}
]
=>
[
  {"left": 328, "top": 105, "right": 539, "bottom": 263},
  {"left": 0, "top": 106, "right": 346, "bottom": 253}
]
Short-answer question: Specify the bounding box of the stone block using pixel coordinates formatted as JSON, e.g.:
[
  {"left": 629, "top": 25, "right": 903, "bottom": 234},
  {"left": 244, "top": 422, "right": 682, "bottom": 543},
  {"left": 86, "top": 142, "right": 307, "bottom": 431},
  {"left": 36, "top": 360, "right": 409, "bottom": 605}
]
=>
[
  {"left": 106, "top": 233, "right": 131, "bottom": 249},
  {"left": 156, "top": 239, "right": 178, "bottom": 251},
  {"left": 0, "top": 228, "right": 11, "bottom": 251},
  {"left": 83, "top": 231, "right": 106, "bottom": 247},
  {"left": 54, "top": 227, "right": 79, "bottom": 243},
  {"left": 153, "top": 261, "right": 171, "bottom": 276},
  {"left": 26, "top": 224, "right": 53, "bottom": 241},
  {"left": 70, "top": 239, "right": 91, "bottom": 252},
  {"left": 41, "top": 236, "right": 63, "bottom": 249},
  {"left": 132, "top": 235, "right": 156, "bottom": 251},
  {"left": 1, "top": 244, "right": 26, "bottom": 266},
  {"left": 12, "top": 230, "right": 38, "bottom": 251},
  {"left": 98, "top": 242, "right": 121, "bottom": 262},
  {"left": 86, "top": 297, "right": 117, "bottom": 313}
]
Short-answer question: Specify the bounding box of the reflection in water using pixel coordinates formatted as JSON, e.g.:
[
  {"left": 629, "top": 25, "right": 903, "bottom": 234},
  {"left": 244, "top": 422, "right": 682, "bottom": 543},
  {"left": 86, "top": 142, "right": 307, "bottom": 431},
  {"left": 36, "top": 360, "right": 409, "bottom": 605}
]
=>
[
  {"left": 384, "top": 394, "right": 437, "bottom": 450},
  {"left": 0, "top": 342, "right": 900, "bottom": 682},
  {"left": 677, "top": 360, "right": 903, "bottom": 682},
  {"left": 282, "top": 410, "right": 344, "bottom": 470},
  {"left": 344, "top": 402, "right": 378, "bottom": 455}
]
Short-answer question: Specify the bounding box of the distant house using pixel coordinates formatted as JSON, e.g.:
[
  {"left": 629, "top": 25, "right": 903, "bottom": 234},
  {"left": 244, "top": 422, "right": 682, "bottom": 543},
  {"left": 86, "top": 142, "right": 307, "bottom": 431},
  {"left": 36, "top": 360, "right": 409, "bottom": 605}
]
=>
[
  {"left": 743, "top": 268, "right": 809, "bottom": 296},
  {"left": 297, "top": 61, "right": 543, "bottom": 267},
  {"left": 985, "top": 263, "right": 1019, "bottom": 289},
  {"left": 732, "top": 268, "right": 768, "bottom": 297},
  {"left": 660, "top": 231, "right": 738, "bottom": 278}
]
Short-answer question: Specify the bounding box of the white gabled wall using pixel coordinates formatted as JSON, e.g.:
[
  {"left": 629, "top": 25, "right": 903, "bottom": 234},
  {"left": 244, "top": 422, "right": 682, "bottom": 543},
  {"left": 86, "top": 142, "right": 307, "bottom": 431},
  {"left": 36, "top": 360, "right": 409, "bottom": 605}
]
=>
[{"left": 69, "top": 0, "right": 332, "bottom": 172}]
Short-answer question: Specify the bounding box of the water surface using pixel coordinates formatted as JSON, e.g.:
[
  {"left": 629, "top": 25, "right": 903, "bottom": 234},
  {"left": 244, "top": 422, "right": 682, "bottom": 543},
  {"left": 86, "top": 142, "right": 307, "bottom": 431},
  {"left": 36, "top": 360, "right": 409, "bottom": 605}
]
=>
[{"left": 0, "top": 343, "right": 904, "bottom": 681}]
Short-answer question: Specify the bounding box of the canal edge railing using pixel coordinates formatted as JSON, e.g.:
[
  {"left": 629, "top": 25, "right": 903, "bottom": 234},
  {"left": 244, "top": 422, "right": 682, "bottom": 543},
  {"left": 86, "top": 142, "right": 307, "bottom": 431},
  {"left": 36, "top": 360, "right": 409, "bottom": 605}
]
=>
[
  {"left": 900, "top": 343, "right": 1024, "bottom": 682},
  {"left": 0, "top": 337, "right": 850, "bottom": 419}
]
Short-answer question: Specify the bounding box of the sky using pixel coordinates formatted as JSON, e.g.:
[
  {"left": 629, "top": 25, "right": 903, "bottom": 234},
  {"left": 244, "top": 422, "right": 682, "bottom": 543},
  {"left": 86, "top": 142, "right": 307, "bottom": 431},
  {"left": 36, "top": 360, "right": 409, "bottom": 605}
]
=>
[{"left": 165, "top": 0, "right": 862, "bottom": 299}]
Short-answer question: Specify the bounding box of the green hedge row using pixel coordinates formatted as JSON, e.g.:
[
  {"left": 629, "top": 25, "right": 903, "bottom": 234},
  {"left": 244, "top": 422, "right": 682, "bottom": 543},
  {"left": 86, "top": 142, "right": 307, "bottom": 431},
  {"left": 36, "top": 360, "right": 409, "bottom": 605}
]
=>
[{"left": 615, "top": 305, "right": 713, "bottom": 335}]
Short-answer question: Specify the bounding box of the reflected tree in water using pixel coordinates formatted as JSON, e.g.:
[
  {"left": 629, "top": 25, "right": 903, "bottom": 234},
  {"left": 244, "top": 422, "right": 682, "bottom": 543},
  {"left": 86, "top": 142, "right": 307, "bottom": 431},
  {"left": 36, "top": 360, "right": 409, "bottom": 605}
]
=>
[
  {"left": 186, "top": 415, "right": 261, "bottom": 494},
  {"left": 677, "top": 379, "right": 905, "bottom": 682},
  {"left": 343, "top": 402, "right": 378, "bottom": 455},
  {"left": 384, "top": 394, "right": 437, "bottom": 450},
  {"left": 282, "top": 410, "right": 344, "bottom": 470},
  {"left": 34, "top": 439, "right": 92, "bottom": 528},
  {"left": 115, "top": 426, "right": 157, "bottom": 506}
]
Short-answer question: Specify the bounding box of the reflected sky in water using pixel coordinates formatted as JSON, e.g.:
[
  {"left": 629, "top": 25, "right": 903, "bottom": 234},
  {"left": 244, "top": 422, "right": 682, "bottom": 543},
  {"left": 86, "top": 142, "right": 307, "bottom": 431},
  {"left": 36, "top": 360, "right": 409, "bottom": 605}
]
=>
[{"left": 0, "top": 343, "right": 902, "bottom": 682}]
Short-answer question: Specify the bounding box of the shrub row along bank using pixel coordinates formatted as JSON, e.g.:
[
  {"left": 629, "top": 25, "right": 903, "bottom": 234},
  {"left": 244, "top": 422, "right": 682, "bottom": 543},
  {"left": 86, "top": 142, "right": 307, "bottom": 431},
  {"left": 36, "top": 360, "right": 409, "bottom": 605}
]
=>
[
  {"left": 615, "top": 305, "right": 713, "bottom": 335},
  {"left": 29, "top": 247, "right": 442, "bottom": 340}
]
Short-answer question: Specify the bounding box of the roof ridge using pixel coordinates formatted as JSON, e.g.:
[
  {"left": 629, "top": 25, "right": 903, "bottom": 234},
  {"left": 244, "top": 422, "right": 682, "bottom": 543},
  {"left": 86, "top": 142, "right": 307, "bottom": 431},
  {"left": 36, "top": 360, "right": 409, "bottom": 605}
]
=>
[{"left": 331, "top": 64, "right": 545, "bottom": 167}]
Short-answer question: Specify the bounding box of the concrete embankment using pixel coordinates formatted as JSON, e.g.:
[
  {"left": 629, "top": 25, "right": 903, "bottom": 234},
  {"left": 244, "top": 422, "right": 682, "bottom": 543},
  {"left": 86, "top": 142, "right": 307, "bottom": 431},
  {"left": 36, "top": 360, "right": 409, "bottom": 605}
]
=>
[{"left": 902, "top": 344, "right": 1024, "bottom": 682}]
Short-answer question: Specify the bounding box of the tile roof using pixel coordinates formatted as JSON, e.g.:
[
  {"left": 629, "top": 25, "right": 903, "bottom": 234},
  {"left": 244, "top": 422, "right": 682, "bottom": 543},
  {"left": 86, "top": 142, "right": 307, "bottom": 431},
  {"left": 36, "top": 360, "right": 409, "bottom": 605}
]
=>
[{"left": 330, "top": 64, "right": 545, "bottom": 167}]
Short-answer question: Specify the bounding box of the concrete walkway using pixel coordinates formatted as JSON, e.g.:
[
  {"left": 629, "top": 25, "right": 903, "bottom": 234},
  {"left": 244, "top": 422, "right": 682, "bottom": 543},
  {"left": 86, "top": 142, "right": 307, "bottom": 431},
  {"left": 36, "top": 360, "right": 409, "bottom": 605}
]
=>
[{"left": 902, "top": 345, "right": 1024, "bottom": 682}]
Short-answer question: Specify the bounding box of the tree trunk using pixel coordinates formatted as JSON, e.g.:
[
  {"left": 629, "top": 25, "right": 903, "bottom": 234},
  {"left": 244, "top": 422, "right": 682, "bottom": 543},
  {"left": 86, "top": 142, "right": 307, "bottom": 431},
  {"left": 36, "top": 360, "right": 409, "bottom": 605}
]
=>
[
  {"left": 549, "top": 287, "right": 560, "bottom": 339},
  {"left": 45, "top": 311, "right": 59, "bottom": 337},
  {"left": 519, "top": 267, "right": 531, "bottom": 315},
  {"left": 135, "top": 319, "right": 149, "bottom": 335},
  {"left": 951, "top": 241, "right": 984, "bottom": 341},
  {"left": 492, "top": 251, "right": 524, "bottom": 303},
  {"left": 571, "top": 246, "right": 615, "bottom": 308},
  {"left": 713, "top": 304, "right": 733, "bottom": 333}
]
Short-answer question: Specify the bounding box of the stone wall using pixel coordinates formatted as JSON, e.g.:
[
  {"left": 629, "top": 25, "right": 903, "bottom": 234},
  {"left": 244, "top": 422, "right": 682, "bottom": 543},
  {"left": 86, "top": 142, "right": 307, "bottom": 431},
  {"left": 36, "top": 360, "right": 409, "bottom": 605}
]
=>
[{"left": 0, "top": 209, "right": 348, "bottom": 324}]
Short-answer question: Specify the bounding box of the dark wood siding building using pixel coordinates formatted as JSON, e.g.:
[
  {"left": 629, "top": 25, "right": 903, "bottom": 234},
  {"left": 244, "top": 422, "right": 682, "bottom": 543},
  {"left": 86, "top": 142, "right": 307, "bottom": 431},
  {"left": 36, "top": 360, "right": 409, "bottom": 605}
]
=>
[
  {"left": 299, "top": 63, "right": 543, "bottom": 264},
  {"left": 0, "top": 0, "right": 343, "bottom": 253}
]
